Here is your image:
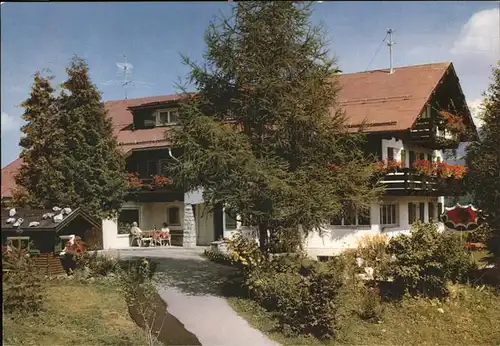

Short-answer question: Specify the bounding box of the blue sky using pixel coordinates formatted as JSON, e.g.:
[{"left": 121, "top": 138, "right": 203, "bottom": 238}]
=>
[{"left": 1, "top": 1, "right": 499, "bottom": 167}]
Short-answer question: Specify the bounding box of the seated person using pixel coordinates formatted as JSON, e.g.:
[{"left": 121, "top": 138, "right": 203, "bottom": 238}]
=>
[
  {"left": 130, "top": 222, "right": 143, "bottom": 246},
  {"left": 160, "top": 222, "right": 171, "bottom": 245}
]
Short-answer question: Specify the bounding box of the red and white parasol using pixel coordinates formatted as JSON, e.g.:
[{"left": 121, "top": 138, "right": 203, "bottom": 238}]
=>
[{"left": 440, "top": 203, "right": 484, "bottom": 231}]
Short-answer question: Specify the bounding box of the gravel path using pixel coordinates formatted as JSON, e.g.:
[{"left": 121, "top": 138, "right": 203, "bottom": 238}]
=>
[{"left": 116, "top": 248, "right": 279, "bottom": 346}]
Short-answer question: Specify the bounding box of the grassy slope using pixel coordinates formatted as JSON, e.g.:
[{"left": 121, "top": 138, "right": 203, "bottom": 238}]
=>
[
  {"left": 3, "top": 280, "right": 154, "bottom": 346},
  {"left": 228, "top": 284, "right": 500, "bottom": 346}
]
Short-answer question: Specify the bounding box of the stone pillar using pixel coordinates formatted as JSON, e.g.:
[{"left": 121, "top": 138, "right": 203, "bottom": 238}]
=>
[{"left": 183, "top": 203, "right": 197, "bottom": 247}]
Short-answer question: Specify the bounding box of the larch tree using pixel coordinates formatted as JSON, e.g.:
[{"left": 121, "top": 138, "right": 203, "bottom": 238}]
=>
[
  {"left": 14, "top": 71, "right": 67, "bottom": 208},
  {"left": 168, "top": 1, "right": 381, "bottom": 251},
  {"left": 14, "top": 57, "right": 128, "bottom": 218},
  {"left": 465, "top": 62, "right": 500, "bottom": 257}
]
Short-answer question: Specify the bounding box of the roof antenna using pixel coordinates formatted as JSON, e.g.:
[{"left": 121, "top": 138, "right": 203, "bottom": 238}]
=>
[
  {"left": 116, "top": 54, "right": 133, "bottom": 100},
  {"left": 387, "top": 29, "right": 395, "bottom": 74}
]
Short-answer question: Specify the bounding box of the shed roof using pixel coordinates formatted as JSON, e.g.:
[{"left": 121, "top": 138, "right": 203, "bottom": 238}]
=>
[{"left": 1, "top": 207, "right": 100, "bottom": 232}]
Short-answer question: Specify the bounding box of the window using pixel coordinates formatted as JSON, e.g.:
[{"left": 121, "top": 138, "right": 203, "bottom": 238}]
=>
[
  {"left": 427, "top": 154, "right": 433, "bottom": 162},
  {"left": 436, "top": 156, "right": 442, "bottom": 163},
  {"left": 167, "top": 206, "right": 180, "bottom": 225},
  {"left": 118, "top": 208, "right": 140, "bottom": 234},
  {"left": 225, "top": 211, "right": 237, "bottom": 230},
  {"left": 155, "top": 109, "right": 179, "bottom": 126},
  {"left": 419, "top": 202, "right": 425, "bottom": 221},
  {"left": 159, "top": 159, "right": 169, "bottom": 176},
  {"left": 428, "top": 202, "right": 435, "bottom": 222},
  {"left": 147, "top": 161, "right": 159, "bottom": 176},
  {"left": 400, "top": 150, "right": 406, "bottom": 167},
  {"left": 7, "top": 236, "right": 30, "bottom": 251},
  {"left": 357, "top": 209, "right": 371, "bottom": 226},
  {"left": 419, "top": 152, "right": 425, "bottom": 160},
  {"left": 409, "top": 151, "right": 416, "bottom": 166},
  {"left": 387, "top": 147, "right": 394, "bottom": 161},
  {"left": 380, "top": 204, "right": 397, "bottom": 226},
  {"left": 330, "top": 207, "right": 371, "bottom": 226},
  {"left": 408, "top": 202, "right": 417, "bottom": 224}
]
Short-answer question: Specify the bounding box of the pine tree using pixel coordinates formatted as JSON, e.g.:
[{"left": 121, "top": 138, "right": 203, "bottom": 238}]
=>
[
  {"left": 14, "top": 57, "right": 128, "bottom": 218},
  {"left": 14, "top": 71, "right": 67, "bottom": 208},
  {"left": 169, "top": 2, "right": 381, "bottom": 251},
  {"left": 56, "top": 56, "right": 128, "bottom": 217},
  {"left": 466, "top": 63, "right": 500, "bottom": 257}
]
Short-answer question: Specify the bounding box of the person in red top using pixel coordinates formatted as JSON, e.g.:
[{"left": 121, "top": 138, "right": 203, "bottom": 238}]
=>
[{"left": 160, "top": 222, "right": 171, "bottom": 246}]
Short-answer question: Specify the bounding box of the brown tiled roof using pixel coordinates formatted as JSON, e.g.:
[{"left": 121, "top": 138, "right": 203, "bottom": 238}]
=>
[
  {"left": 1, "top": 158, "right": 23, "bottom": 198},
  {"left": 1, "top": 62, "right": 456, "bottom": 198},
  {"left": 339, "top": 62, "right": 451, "bottom": 132}
]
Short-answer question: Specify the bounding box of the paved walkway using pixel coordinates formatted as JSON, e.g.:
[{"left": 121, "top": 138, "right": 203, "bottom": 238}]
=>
[{"left": 116, "top": 247, "right": 279, "bottom": 346}]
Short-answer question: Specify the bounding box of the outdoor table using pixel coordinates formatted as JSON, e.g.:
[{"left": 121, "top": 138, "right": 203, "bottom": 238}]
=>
[{"left": 140, "top": 231, "right": 170, "bottom": 247}]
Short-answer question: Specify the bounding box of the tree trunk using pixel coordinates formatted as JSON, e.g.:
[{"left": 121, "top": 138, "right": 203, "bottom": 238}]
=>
[{"left": 258, "top": 222, "right": 268, "bottom": 252}]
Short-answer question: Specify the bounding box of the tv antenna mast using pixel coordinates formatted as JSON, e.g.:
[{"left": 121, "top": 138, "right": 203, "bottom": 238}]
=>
[
  {"left": 116, "top": 55, "right": 134, "bottom": 100},
  {"left": 386, "top": 29, "right": 395, "bottom": 74}
]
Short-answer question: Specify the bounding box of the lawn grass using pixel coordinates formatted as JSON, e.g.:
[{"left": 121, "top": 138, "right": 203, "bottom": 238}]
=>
[
  {"left": 3, "top": 279, "right": 157, "bottom": 346},
  {"left": 228, "top": 284, "right": 500, "bottom": 346}
]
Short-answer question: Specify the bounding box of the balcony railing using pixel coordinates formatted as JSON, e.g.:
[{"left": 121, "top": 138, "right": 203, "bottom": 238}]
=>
[
  {"left": 127, "top": 173, "right": 171, "bottom": 191},
  {"left": 380, "top": 168, "right": 464, "bottom": 196},
  {"left": 410, "top": 118, "right": 461, "bottom": 149}
]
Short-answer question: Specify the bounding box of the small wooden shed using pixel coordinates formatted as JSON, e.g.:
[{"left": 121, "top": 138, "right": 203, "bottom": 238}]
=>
[{"left": 1, "top": 207, "right": 102, "bottom": 276}]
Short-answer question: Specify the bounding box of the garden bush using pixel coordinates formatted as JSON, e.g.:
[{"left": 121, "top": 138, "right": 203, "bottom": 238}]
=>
[
  {"left": 227, "top": 233, "right": 264, "bottom": 272},
  {"left": 466, "top": 224, "right": 492, "bottom": 244},
  {"left": 388, "top": 222, "right": 475, "bottom": 297},
  {"left": 119, "top": 257, "right": 158, "bottom": 284},
  {"left": 246, "top": 256, "right": 348, "bottom": 340},
  {"left": 2, "top": 248, "right": 44, "bottom": 314},
  {"left": 203, "top": 249, "right": 233, "bottom": 265},
  {"left": 76, "top": 250, "right": 120, "bottom": 277},
  {"left": 357, "top": 285, "right": 384, "bottom": 322},
  {"left": 353, "top": 234, "right": 392, "bottom": 280}
]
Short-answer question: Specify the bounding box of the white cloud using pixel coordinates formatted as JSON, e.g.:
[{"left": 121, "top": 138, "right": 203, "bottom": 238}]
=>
[
  {"left": 451, "top": 8, "right": 499, "bottom": 58},
  {"left": 1, "top": 111, "right": 21, "bottom": 133},
  {"left": 467, "top": 98, "right": 485, "bottom": 128}
]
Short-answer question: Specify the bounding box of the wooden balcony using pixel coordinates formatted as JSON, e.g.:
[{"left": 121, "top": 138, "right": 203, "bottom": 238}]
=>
[
  {"left": 125, "top": 175, "right": 184, "bottom": 202},
  {"left": 380, "top": 168, "right": 464, "bottom": 196},
  {"left": 409, "top": 118, "right": 460, "bottom": 150}
]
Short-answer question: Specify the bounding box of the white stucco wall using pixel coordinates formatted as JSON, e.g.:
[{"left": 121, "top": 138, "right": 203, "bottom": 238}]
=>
[
  {"left": 305, "top": 196, "right": 443, "bottom": 258},
  {"left": 381, "top": 137, "right": 443, "bottom": 165},
  {"left": 102, "top": 217, "right": 119, "bottom": 250}
]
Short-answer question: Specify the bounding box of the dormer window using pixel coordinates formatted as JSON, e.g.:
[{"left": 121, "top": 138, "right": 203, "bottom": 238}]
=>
[{"left": 155, "top": 109, "right": 178, "bottom": 126}]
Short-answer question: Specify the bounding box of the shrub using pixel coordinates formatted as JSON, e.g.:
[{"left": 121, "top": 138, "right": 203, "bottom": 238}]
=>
[
  {"left": 2, "top": 248, "right": 44, "bottom": 314},
  {"left": 246, "top": 256, "right": 346, "bottom": 340},
  {"left": 227, "top": 232, "right": 264, "bottom": 272},
  {"left": 387, "top": 222, "right": 474, "bottom": 297},
  {"left": 203, "top": 249, "right": 233, "bottom": 265},
  {"left": 354, "top": 234, "right": 391, "bottom": 280},
  {"left": 117, "top": 258, "right": 160, "bottom": 346},
  {"left": 76, "top": 250, "right": 120, "bottom": 277},
  {"left": 357, "top": 285, "right": 384, "bottom": 322},
  {"left": 466, "top": 224, "right": 493, "bottom": 244},
  {"left": 119, "top": 258, "right": 158, "bottom": 284}
]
